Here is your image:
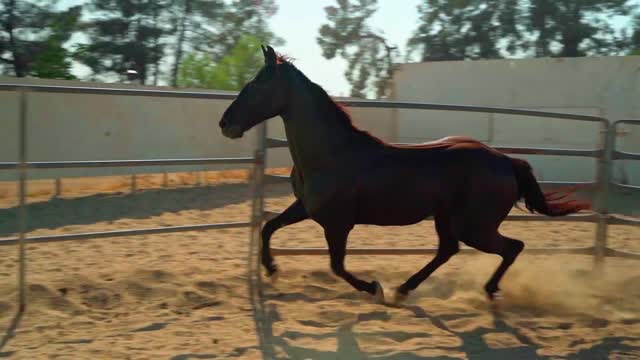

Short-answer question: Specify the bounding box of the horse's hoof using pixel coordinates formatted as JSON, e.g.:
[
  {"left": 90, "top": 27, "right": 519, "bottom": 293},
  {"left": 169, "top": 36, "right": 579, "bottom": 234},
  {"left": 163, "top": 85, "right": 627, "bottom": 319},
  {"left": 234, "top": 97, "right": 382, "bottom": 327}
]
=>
[
  {"left": 486, "top": 290, "right": 503, "bottom": 302},
  {"left": 267, "top": 270, "right": 279, "bottom": 284},
  {"left": 372, "top": 281, "right": 385, "bottom": 304},
  {"left": 393, "top": 289, "right": 409, "bottom": 306}
]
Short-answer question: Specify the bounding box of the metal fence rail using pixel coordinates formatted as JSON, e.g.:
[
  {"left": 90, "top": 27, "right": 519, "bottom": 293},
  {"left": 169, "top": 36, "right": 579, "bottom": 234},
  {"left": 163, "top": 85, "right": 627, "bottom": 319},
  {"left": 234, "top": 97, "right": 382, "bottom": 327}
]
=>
[
  {"left": 0, "top": 157, "right": 254, "bottom": 170},
  {"left": 0, "top": 83, "right": 237, "bottom": 100},
  {"left": 608, "top": 120, "right": 640, "bottom": 232},
  {"left": 0, "top": 221, "right": 251, "bottom": 246}
]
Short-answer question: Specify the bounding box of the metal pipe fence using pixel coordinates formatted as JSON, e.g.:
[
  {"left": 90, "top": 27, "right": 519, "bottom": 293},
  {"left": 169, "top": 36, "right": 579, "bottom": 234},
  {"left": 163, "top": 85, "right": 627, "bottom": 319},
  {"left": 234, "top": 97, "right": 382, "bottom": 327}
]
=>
[
  {"left": 0, "top": 85, "right": 257, "bottom": 325},
  {"left": 1, "top": 84, "right": 639, "bottom": 339}
]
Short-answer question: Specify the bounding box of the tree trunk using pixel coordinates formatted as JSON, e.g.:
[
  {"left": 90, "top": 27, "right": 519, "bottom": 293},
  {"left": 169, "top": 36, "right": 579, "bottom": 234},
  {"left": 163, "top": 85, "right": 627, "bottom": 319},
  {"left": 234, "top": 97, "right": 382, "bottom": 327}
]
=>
[
  {"left": 559, "top": 3, "right": 582, "bottom": 57},
  {"left": 152, "top": 4, "right": 160, "bottom": 86},
  {"left": 171, "top": 0, "right": 191, "bottom": 87},
  {"left": 6, "top": 0, "right": 26, "bottom": 77}
]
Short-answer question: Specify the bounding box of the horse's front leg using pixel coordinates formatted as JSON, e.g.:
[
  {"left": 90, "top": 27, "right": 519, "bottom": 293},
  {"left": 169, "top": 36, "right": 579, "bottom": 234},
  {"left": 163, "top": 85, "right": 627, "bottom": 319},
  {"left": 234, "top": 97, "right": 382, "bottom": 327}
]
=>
[
  {"left": 261, "top": 199, "right": 308, "bottom": 278},
  {"left": 324, "top": 225, "right": 385, "bottom": 303}
]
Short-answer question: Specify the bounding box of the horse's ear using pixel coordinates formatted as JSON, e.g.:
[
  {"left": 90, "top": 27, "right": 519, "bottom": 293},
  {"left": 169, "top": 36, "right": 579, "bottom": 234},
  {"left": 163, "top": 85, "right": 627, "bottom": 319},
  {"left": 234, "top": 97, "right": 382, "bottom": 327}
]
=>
[
  {"left": 261, "top": 45, "right": 268, "bottom": 58},
  {"left": 264, "top": 45, "right": 277, "bottom": 66}
]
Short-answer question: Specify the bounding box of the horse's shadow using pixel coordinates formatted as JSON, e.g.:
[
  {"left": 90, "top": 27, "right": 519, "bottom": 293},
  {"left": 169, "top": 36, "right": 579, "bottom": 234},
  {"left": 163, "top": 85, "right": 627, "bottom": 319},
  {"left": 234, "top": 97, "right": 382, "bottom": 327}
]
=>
[
  {"left": 254, "top": 284, "right": 544, "bottom": 360},
  {"left": 252, "top": 280, "right": 640, "bottom": 360}
]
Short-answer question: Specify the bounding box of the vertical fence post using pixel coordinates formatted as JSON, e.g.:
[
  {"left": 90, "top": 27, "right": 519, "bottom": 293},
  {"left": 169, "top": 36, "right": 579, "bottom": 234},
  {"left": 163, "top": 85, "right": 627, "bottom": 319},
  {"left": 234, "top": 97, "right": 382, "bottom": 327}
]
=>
[
  {"left": 487, "top": 113, "right": 495, "bottom": 144},
  {"left": 389, "top": 77, "right": 400, "bottom": 143},
  {"left": 130, "top": 174, "right": 137, "bottom": 193},
  {"left": 249, "top": 122, "right": 267, "bottom": 282},
  {"left": 54, "top": 178, "right": 62, "bottom": 197},
  {"left": 247, "top": 122, "right": 271, "bottom": 360},
  {"left": 17, "top": 89, "right": 28, "bottom": 313},
  {"left": 594, "top": 120, "right": 614, "bottom": 267},
  {"left": 162, "top": 172, "right": 169, "bottom": 188}
]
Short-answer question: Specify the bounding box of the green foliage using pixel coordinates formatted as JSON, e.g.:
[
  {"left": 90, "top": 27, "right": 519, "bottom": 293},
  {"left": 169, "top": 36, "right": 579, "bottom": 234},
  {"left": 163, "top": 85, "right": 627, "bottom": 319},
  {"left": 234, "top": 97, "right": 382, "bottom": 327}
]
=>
[
  {"left": 632, "top": 13, "right": 640, "bottom": 55},
  {"left": 203, "top": 0, "right": 284, "bottom": 60},
  {"left": 408, "top": 0, "right": 522, "bottom": 61},
  {"left": 178, "top": 34, "right": 263, "bottom": 90},
  {"left": 74, "top": 0, "right": 169, "bottom": 84},
  {"left": 168, "top": 0, "right": 282, "bottom": 86},
  {"left": 167, "top": 0, "right": 226, "bottom": 86},
  {"left": 70, "top": 0, "right": 281, "bottom": 86},
  {"left": 408, "top": 0, "right": 630, "bottom": 60},
  {"left": 31, "top": 39, "right": 76, "bottom": 80},
  {"left": 0, "top": 0, "right": 80, "bottom": 78},
  {"left": 527, "top": 0, "right": 631, "bottom": 57},
  {"left": 319, "top": 0, "right": 634, "bottom": 98},
  {"left": 317, "top": 0, "right": 399, "bottom": 98}
]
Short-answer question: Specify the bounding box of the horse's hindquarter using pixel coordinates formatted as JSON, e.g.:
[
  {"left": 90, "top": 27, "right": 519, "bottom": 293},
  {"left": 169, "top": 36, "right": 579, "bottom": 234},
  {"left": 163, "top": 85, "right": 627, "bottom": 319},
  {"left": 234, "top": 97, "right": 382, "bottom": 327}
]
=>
[{"left": 353, "top": 142, "right": 518, "bottom": 226}]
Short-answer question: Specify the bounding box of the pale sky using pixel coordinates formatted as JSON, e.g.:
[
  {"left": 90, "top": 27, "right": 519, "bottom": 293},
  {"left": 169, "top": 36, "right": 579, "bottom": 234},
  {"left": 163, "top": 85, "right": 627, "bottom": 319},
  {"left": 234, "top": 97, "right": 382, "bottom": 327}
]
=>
[
  {"left": 59, "top": 0, "right": 636, "bottom": 96},
  {"left": 59, "top": 0, "right": 420, "bottom": 96},
  {"left": 268, "top": 0, "right": 421, "bottom": 96}
]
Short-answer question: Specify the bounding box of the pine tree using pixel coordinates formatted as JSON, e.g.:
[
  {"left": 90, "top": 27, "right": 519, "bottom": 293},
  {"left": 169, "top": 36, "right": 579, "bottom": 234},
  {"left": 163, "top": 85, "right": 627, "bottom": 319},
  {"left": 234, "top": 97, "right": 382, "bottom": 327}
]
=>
[
  {"left": 74, "top": 0, "right": 169, "bottom": 84},
  {"left": 0, "top": 0, "right": 81, "bottom": 78},
  {"left": 527, "top": 0, "right": 631, "bottom": 57},
  {"left": 633, "top": 14, "right": 640, "bottom": 55},
  {"left": 168, "top": 0, "right": 281, "bottom": 86},
  {"left": 177, "top": 34, "right": 263, "bottom": 90},
  {"left": 168, "top": 0, "right": 225, "bottom": 86},
  {"left": 407, "top": 0, "right": 522, "bottom": 61},
  {"left": 317, "top": 0, "right": 398, "bottom": 98}
]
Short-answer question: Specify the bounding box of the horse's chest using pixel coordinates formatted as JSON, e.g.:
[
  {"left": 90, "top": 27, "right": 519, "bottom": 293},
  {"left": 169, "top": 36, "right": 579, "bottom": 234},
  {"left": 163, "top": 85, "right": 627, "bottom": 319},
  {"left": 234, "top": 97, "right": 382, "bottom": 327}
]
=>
[{"left": 299, "top": 171, "right": 359, "bottom": 222}]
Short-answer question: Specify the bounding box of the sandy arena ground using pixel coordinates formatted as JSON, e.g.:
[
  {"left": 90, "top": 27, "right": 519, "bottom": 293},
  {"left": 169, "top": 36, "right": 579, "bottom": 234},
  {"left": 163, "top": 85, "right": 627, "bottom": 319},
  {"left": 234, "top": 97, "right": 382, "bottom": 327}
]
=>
[{"left": 0, "top": 171, "right": 639, "bottom": 359}]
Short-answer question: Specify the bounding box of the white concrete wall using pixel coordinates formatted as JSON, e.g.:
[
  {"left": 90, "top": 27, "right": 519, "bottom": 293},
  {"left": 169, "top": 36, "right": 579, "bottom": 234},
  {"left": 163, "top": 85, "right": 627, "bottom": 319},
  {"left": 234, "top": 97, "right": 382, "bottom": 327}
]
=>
[
  {"left": 1, "top": 57, "right": 638, "bottom": 186},
  {"left": 390, "top": 56, "right": 640, "bottom": 184},
  {"left": 0, "top": 77, "right": 395, "bottom": 181},
  {"left": 0, "top": 78, "right": 252, "bottom": 180}
]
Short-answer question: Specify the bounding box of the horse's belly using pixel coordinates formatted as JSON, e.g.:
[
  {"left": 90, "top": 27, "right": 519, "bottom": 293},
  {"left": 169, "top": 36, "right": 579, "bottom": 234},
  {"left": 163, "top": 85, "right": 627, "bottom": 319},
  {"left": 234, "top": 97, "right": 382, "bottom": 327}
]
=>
[{"left": 354, "top": 182, "right": 438, "bottom": 226}]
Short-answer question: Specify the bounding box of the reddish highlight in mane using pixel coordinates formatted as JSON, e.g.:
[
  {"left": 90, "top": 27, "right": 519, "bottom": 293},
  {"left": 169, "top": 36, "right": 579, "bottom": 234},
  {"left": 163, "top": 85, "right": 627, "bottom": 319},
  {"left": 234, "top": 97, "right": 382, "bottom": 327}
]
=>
[{"left": 276, "top": 54, "right": 294, "bottom": 65}]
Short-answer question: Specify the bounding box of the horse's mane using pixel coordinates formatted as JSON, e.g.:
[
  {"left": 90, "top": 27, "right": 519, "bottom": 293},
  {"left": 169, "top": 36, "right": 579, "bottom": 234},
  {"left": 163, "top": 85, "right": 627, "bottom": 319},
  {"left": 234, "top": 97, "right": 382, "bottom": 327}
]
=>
[{"left": 277, "top": 55, "right": 387, "bottom": 146}]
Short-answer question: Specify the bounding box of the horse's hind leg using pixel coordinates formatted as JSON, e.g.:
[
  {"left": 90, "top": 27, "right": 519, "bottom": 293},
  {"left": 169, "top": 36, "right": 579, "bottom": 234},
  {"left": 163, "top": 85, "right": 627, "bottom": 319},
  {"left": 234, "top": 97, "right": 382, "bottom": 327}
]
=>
[
  {"left": 394, "top": 214, "right": 459, "bottom": 304},
  {"left": 459, "top": 230, "right": 524, "bottom": 300},
  {"left": 261, "top": 199, "right": 308, "bottom": 277},
  {"left": 324, "top": 226, "right": 383, "bottom": 302},
  {"left": 482, "top": 235, "right": 524, "bottom": 300}
]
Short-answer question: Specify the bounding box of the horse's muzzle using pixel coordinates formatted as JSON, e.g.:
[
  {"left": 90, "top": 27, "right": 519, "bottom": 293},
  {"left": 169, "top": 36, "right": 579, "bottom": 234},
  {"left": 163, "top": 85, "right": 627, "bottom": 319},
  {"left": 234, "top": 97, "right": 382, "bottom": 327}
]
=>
[{"left": 221, "top": 125, "right": 244, "bottom": 139}]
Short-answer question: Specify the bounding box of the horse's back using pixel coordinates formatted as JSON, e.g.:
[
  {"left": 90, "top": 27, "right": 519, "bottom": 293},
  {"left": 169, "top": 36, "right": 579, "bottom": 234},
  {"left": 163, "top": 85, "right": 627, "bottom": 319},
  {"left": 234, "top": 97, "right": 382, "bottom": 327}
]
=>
[{"left": 351, "top": 136, "right": 518, "bottom": 225}]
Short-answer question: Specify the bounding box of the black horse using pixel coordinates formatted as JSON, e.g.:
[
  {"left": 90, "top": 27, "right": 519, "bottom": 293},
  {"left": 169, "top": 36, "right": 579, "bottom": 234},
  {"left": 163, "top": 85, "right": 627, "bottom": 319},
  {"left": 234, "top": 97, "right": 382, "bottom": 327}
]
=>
[{"left": 219, "top": 45, "right": 589, "bottom": 304}]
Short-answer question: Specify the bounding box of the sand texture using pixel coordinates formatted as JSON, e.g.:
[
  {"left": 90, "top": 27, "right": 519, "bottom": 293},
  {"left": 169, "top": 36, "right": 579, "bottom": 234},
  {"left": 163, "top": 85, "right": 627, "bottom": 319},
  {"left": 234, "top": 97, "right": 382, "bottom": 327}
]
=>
[{"left": 0, "top": 172, "right": 639, "bottom": 359}]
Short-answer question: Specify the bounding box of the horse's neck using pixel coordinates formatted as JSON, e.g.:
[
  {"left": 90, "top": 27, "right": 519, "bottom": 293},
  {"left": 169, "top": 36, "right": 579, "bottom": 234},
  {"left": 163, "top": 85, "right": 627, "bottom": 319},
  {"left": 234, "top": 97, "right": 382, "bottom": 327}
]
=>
[{"left": 281, "top": 94, "right": 357, "bottom": 175}]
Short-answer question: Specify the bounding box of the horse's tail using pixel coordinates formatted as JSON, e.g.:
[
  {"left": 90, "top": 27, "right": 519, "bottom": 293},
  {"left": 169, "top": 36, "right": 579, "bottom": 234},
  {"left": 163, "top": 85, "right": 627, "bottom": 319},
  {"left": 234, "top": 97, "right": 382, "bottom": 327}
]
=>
[{"left": 510, "top": 158, "right": 590, "bottom": 217}]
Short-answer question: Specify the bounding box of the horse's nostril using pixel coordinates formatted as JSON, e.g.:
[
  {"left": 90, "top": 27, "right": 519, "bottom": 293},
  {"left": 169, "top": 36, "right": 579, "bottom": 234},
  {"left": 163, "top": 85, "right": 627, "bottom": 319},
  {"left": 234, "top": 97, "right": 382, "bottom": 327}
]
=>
[{"left": 219, "top": 118, "right": 227, "bottom": 128}]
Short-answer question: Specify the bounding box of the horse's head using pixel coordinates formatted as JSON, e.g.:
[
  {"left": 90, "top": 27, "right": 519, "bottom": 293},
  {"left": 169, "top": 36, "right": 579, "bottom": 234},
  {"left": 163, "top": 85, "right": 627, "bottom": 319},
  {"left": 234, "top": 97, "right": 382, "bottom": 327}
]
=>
[{"left": 219, "top": 45, "right": 289, "bottom": 139}]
